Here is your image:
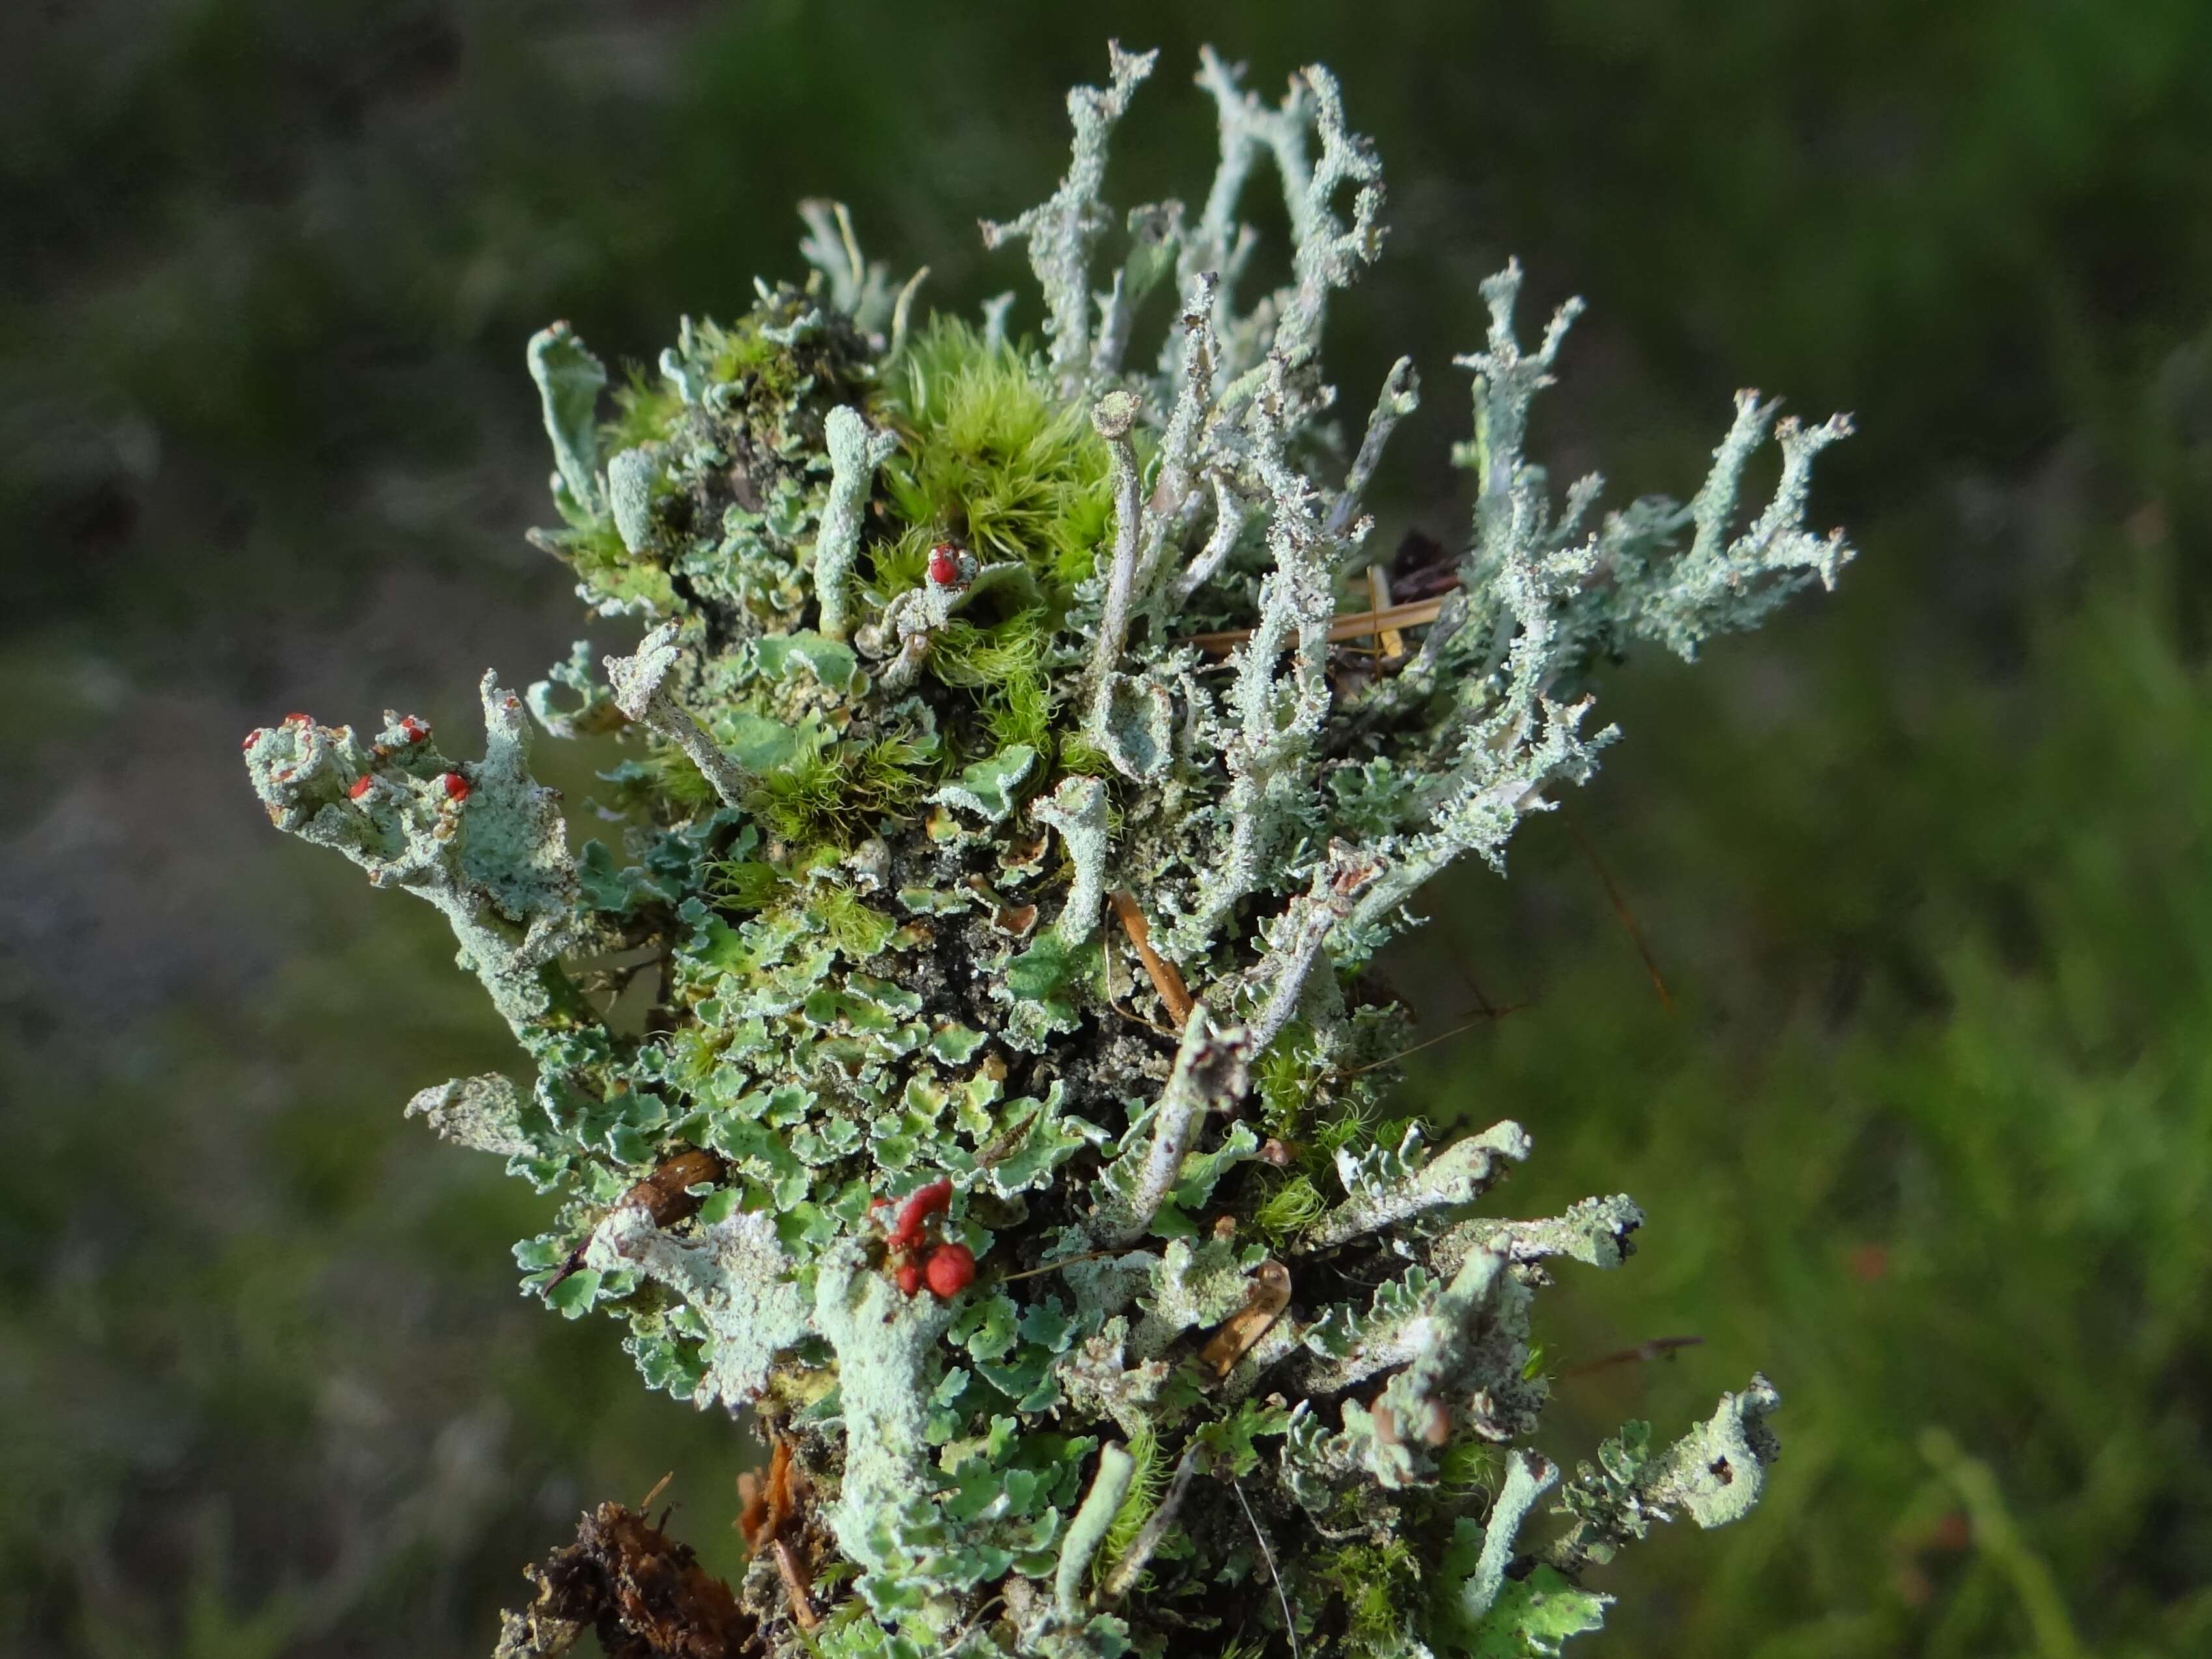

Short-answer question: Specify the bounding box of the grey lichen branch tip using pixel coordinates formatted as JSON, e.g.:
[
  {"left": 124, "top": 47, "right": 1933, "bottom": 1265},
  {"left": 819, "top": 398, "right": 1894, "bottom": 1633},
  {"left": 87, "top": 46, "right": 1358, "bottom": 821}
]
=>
[
  {"left": 242, "top": 676, "right": 582, "bottom": 1041},
  {"left": 797, "top": 198, "right": 898, "bottom": 332},
  {"left": 1304, "top": 1119, "right": 1533, "bottom": 1252},
  {"left": 1091, "top": 199, "right": 1185, "bottom": 380},
  {"left": 1241, "top": 842, "right": 1384, "bottom": 1052},
  {"left": 1639, "top": 394, "right": 1858, "bottom": 658},
  {"left": 1545, "top": 1376, "right": 1783, "bottom": 1577},
  {"left": 1095, "top": 1005, "right": 1253, "bottom": 1245},
  {"left": 526, "top": 321, "right": 607, "bottom": 515},
  {"left": 1082, "top": 388, "right": 1146, "bottom": 736},
  {"left": 406, "top": 1074, "right": 533, "bottom": 1159},
  {"left": 1330, "top": 354, "right": 1419, "bottom": 547},
  {"left": 1454, "top": 260, "right": 1587, "bottom": 541},
  {"left": 603, "top": 624, "right": 754, "bottom": 807},
  {"left": 1187, "top": 48, "right": 1310, "bottom": 315},
  {"left": 1274, "top": 62, "right": 1386, "bottom": 367},
  {"left": 1032, "top": 775, "right": 1111, "bottom": 945},
  {"left": 1163, "top": 360, "right": 1342, "bottom": 959},
  {"left": 1142, "top": 271, "right": 1223, "bottom": 599},
  {"left": 1056, "top": 1443, "right": 1136, "bottom": 1622},
  {"left": 815, "top": 405, "right": 898, "bottom": 641},
  {"left": 1433, "top": 1192, "right": 1647, "bottom": 1279},
  {"left": 981, "top": 42, "right": 1158, "bottom": 390},
  {"left": 1169, "top": 473, "right": 1248, "bottom": 608}
]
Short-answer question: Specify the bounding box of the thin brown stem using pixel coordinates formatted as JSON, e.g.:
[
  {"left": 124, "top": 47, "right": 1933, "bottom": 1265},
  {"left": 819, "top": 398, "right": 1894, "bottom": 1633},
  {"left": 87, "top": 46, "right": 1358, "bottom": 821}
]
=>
[{"left": 1562, "top": 803, "right": 1673, "bottom": 1010}]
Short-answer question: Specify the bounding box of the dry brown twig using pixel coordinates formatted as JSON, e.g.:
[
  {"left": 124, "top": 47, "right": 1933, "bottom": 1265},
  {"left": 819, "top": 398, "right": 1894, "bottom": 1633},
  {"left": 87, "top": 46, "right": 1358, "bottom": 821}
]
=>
[
  {"left": 1109, "top": 889, "right": 1194, "bottom": 1026},
  {"left": 736, "top": 1439, "right": 820, "bottom": 1633}
]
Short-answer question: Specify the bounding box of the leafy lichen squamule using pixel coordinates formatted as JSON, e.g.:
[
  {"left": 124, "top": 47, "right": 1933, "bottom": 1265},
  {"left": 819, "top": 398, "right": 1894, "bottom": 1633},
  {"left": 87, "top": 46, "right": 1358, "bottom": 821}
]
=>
[{"left": 247, "top": 42, "right": 1849, "bottom": 1659}]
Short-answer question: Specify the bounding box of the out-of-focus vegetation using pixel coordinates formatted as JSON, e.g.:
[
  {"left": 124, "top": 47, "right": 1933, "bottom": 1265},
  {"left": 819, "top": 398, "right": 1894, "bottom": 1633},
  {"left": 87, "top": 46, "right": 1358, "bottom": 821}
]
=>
[
  {"left": 2, "top": 1, "right": 2207, "bottom": 1654},
  {"left": 1413, "top": 521, "right": 2212, "bottom": 1659}
]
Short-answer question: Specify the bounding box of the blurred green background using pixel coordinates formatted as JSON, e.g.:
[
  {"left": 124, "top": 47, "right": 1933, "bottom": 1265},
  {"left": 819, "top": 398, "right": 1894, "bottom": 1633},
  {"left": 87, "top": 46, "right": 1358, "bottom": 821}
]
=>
[{"left": 4, "top": 1, "right": 2209, "bottom": 1654}]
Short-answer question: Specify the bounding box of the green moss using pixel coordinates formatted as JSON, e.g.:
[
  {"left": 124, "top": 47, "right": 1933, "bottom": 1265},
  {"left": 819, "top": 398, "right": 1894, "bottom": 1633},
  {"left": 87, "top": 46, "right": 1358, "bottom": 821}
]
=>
[
  {"left": 1314, "top": 1099, "right": 1385, "bottom": 1162},
  {"left": 744, "top": 727, "right": 934, "bottom": 848},
  {"left": 745, "top": 750, "right": 848, "bottom": 844},
  {"left": 882, "top": 317, "right": 1121, "bottom": 591},
  {"left": 1250, "top": 1174, "right": 1325, "bottom": 1243},
  {"left": 678, "top": 310, "right": 815, "bottom": 409},
  {"left": 1055, "top": 734, "right": 1115, "bottom": 777},
  {"left": 709, "top": 858, "right": 788, "bottom": 911},
  {"left": 1256, "top": 1022, "right": 1321, "bottom": 1140},
  {"left": 985, "top": 674, "right": 1056, "bottom": 755},
  {"left": 1327, "top": 1536, "right": 1422, "bottom": 1655},
  {"left": 866, "top": 524, "right": 932, "bottom": 607},
  {"left": 601, "top": 364, "right": 687, "bottom": 455},
  {"left": 1437, "top": 1437, "right": 1501, "bottom": 1496},
  {"left": 813, "top": 885, "right": 897, "bottom": 959},
  {"left": 1093, "top": 1419, "right": 1165, "bottom": 1589},
  {"left": 541, "top": 507, "right": 678, "bottom": 612},
  {"left": 642, "top": 742, "right": 719, "bottom": 813},
  {"left": 851, "top": 720, "right": 941, "bottom": 807},
  {"left": 932, "top": 607, "right": 1059, "bottom": 753},
  {"left": 932, "top": 609, "right": 1049, "bottom": 689}
]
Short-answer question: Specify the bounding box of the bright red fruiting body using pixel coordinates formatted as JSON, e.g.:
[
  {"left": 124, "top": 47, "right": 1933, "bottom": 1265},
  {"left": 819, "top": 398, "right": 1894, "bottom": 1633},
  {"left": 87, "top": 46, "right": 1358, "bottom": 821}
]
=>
[
  {"left": 923, "top": 1243, "right": 975, "bottom": 1298},
  {"left": 895, "top": 1262, "right": 923, "bottom": 1297},
  {"left": 397, "top": 715, "right": 430, "bottom": 743},
  {"left": 887, "top": 1177, "right": 953, "bottom": 1250},
  {"left": 440, "top": 771, "right": 471, "bottom": 801},
  {"left": 349, "top": 775, "right": 374, "bottom": 800},
  {"left": 240, "top": 729, "right": 266, "bottom": 751},
  {"left": 926, "top": 542, "right": 960, "bottom": 586}
]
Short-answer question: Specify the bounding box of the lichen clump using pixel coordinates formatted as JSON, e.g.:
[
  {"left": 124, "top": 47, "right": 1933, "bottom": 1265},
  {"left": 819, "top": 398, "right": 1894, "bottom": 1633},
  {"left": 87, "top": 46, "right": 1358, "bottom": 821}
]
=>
[{"left": 245, "top": 44, "right": 1846, "bottom": 1659}]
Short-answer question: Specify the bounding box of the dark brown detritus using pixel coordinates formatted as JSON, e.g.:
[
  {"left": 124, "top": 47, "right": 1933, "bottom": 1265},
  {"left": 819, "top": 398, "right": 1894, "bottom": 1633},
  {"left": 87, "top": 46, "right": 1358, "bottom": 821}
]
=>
[{"left": 492, "top": 1503, "right": 756, "bottom": 1659}]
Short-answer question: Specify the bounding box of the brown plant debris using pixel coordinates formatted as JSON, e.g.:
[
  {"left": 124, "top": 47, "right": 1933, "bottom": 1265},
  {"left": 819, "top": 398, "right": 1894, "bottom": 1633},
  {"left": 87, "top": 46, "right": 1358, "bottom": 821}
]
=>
[{"left": 493, "top": 1502, "right": 757, "bottom": 1659}]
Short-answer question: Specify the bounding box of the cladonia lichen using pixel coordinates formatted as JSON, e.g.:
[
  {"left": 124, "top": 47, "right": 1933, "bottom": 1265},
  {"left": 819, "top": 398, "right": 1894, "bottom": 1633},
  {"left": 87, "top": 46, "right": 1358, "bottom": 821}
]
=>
[{"left": 248, "top": 42, "right": 1850, "bottom": 1659}]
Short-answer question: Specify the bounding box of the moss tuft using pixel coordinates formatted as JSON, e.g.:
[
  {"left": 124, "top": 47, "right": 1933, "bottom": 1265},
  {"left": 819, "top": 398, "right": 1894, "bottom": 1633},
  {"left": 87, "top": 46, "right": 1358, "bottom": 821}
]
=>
[
  {"left": 601, "top": 364, "right": 687, "bottom": 455},
  {"left": 934, "top": 607, "right": 1059, "bottom": 752},
  {"left": 1256, "top": 1022, "right": 1322, "bottom": 1140},
  {"left": 1327, "top": 1536, "right": 1422, "bottom": 1655},
  {"left": 641, "top": 742, "right": 717, "bottom": 813},
  {"left": 882, "top": 317, "right": 1123, "bottom": 591},
  {"left": 743, "top": 725, "right": 934, "bottom": 848},
  {"left": 1094, "top": 1419, "right": 1166, "bottom": 1589},
  {"left": 1250, "top": 1173, "right": 1325, "bottom": 1242}
]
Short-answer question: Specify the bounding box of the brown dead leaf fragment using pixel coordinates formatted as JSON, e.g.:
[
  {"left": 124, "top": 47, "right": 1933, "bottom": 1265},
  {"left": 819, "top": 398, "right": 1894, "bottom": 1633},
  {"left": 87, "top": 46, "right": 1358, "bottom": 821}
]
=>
[
  {"left": 545, "top": 1149, "right": 728, "bottom": 1293},
  {"left": 1198, "top": 1258, "right": 1292, "bottom": 1381},
  {"left": 493, "top": 1503, "right": 757, "bottom": 1659}
]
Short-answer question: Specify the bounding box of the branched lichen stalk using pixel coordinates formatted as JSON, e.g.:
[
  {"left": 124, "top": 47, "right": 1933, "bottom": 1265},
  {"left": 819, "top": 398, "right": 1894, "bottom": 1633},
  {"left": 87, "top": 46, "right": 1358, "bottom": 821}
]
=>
[
  {"left": 603, "top": 623, "right": 754, "bottom": 807},
  {"left": 1055, "top": 1445, "right": 1136, "bottom": 1621},
  {"left": 981, "top": 42, "right": 1158, "bottom": 390},
  {"left": 816, "top": 406, "right": 898, "bottom": 641},
  {"left": 1083, "top": 390, "right": 1145, "bottom": 732},
  {"left": 248, "top": 42, "right": 1851, "bottom": 1659},
  {"left": 1095, "top": 1006, "right": 1252, "bottom": 1246}
]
